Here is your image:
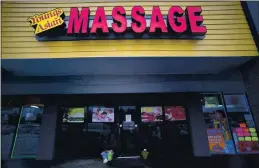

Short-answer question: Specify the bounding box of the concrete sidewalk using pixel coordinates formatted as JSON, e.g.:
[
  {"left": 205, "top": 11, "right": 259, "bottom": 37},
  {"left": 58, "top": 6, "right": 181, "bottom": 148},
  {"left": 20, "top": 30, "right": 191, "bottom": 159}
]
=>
[
  {"left": 2, "top": 159, "right": 149, "bottom": 168},
  {"left": 50, "top": 159, "right": 114, "bottom": 168}
]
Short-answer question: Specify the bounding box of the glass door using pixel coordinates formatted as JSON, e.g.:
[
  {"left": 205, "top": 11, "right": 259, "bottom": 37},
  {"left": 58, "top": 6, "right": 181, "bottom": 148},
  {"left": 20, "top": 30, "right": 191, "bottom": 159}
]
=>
[
  {"left": 86, "top": 106, "right": 117, "bottom": 158},
  {"left": 55, "top": 106, "right": 87, "bottom": 159},
  {"left": 162, "top": 106, "right": 190, "bottom": 156},
  {"left": 119, "top": 124, "right": 140, "bottom": 157}
]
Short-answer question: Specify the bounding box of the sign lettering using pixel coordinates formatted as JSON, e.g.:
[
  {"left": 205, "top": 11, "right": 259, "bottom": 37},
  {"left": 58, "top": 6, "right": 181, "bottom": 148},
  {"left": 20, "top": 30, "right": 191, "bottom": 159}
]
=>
[
  {"left": 28, "top": 6, "right": 207, "bottom": 41},
  {"left": 28, "top": 8, "right": 65, "bottom": 35}
]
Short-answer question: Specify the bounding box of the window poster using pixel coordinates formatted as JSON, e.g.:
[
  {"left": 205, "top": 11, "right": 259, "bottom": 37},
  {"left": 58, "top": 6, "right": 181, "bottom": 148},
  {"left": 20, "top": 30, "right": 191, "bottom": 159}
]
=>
[
  {"left": 224, "top": 94, "right": 249, "bottom": 112},
  {"left": 62, "top": 107, "right": 85, "bottom": 123},
  {"left": 90, "top": 107, "right": 115, "bottom": 123},
  {"left": 205, "top": 96, "right": 219, "bottom": 107},
  {"left": 118, "top": 106, "right": 136, "bottom": 123},
  {"left": 223, "top": 94, "right": 259, "bottom": 154},
  {"left": 203, "top": 95, "right": 224, "bottom": 112},
  {"left": 227, "top": 113, "right": 259, "bottom": 153},
  {"left": 125, "top": 115, "right": 132, "bottom": 122},
  {"left": 202, "top": 95, "right": 235, "bottom": 154},
  {"left": 141, "top": 106, "right": 163, "bottom": 122},
  {"left": 11, "top": 105, "right": 44, "bottom": 158},
  {"left": 1, "top": 107, "right": 20, "bottom": 159},
  {"left": 207, "top": 129, "right": 226, "bottom": 153},
  {"left": 164, "top": 106, "right": 186, "bottom": 121}
]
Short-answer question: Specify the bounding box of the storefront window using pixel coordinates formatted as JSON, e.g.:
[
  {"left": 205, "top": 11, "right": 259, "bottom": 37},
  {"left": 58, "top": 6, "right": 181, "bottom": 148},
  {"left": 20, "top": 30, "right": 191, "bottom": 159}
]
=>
[
  {"left": 1, "top": 107, "right": 21, "bottom": 159},
  {"left": 223, "top": 94, "right": 259, "bottom": 154},
  {"left": 202, "top": 94, "right": 236, "bottom": 154},
  {"left": 11, "top": 105, "right": 44, "bottom": 158}
]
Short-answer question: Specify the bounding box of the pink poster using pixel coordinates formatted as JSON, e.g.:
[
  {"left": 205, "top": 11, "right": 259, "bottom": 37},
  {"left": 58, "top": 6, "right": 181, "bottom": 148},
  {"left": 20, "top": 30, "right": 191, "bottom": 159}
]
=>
[
  {"left": 92, "top": 107, "right": 114, "bottom": 122},
  {"left": 141, "top": 107, "right": 163, "bottom": 122},
  {"left": 164, "top": 106, "right": 186, "bottom": 121}
]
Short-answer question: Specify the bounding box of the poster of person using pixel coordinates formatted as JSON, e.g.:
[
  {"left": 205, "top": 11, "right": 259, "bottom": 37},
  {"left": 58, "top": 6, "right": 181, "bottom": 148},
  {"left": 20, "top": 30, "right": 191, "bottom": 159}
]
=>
[
  {"left": 164, "top": 106, "right": 186, "bottom": 121},
  {"left": 141, "top": 106, "right": 163, "bottom": 122},
  {"left": 62, "top": 107, "right": 85, "bottom": 123},
  {"left": 92, "top": 107, "right": 115, "bottom": 123},
  {"left": 207, "top": 129, "right": 225, "bottom": 153}
]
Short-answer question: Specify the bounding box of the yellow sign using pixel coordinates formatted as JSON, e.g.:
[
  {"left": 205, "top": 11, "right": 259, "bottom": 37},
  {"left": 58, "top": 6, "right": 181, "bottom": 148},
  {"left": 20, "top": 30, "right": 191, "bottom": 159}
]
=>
[{"left": 27, "top": 8, "right": 65, "bottom": 35}]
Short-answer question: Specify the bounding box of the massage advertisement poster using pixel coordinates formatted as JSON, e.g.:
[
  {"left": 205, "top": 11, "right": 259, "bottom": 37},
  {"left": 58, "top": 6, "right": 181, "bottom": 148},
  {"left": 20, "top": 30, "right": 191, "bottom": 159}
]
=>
[
  {"left": 223, "top": 94, "right": 259, "bottom": 154},
  {"left": 92, "top": 107, "right": 115, "bottom": 123},
  {"left": 164, "top": 106, "right": 186, "bottom": 121},
  {"left": 141, "top": 107, "right": 163, "bottom": 122},
  {"left": 202, "top": 95, "right": 224, "bottom": 113},
  {"left": 62, "top": 107, "right": 85, "bottom": 123},
  {"left": 202, "top": 95, "right": 236, "bottom": 154},
  {"left": 232, "top": 126, "right": 259, "bottom": 153},
  {"left": 226, "top": 112, "right": 259, "bottom": 154},
  {"left": 203, "top": 110, "right": 236, "bottom": 154},
  {"left": 207, "top": 129, "right": 225, "bottom": 153}
]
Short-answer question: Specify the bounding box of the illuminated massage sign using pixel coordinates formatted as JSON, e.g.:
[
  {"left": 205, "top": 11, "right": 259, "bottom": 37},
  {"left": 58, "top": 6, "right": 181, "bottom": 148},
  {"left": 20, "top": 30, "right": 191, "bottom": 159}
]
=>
[{"left": 28, "top": 6, "right": 207, "bottom": 41}]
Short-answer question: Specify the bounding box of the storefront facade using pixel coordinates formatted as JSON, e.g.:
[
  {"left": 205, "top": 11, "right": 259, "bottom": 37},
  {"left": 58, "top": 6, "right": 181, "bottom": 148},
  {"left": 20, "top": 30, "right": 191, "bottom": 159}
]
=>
[{"left": 1, "top": 1, "right": 259, "bottom": 168}]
